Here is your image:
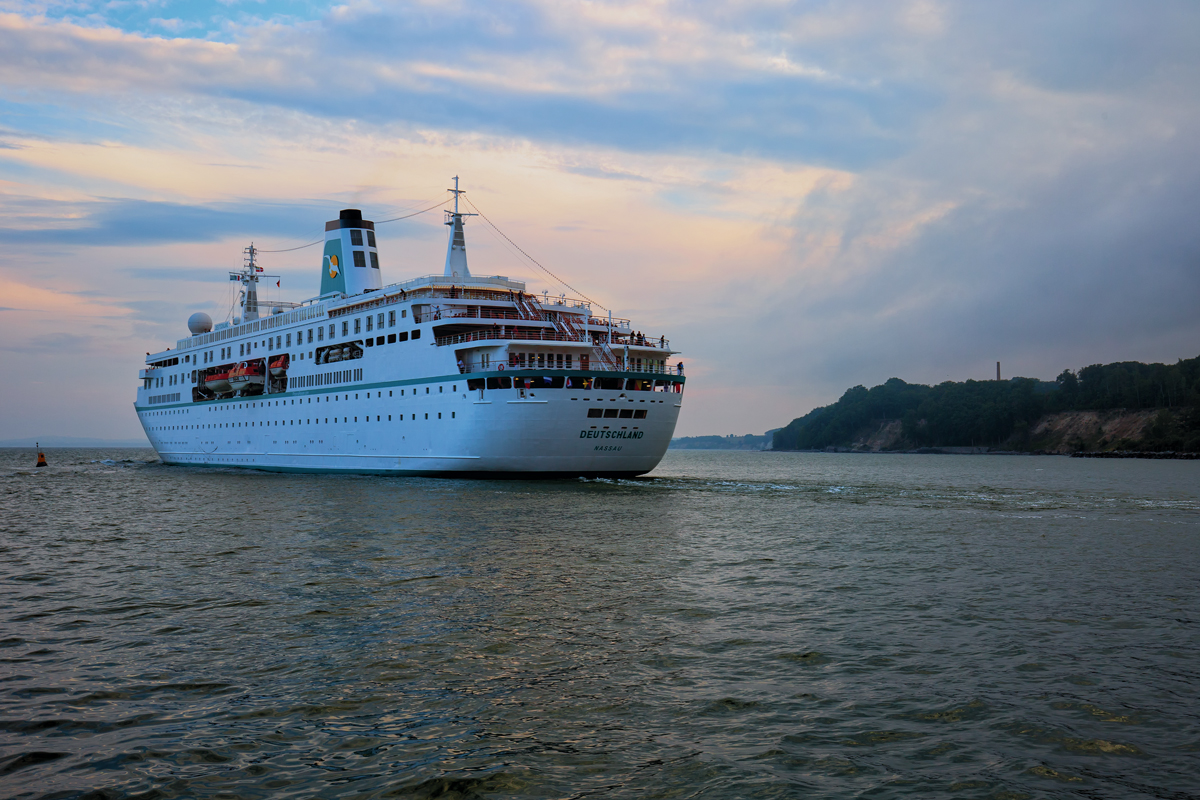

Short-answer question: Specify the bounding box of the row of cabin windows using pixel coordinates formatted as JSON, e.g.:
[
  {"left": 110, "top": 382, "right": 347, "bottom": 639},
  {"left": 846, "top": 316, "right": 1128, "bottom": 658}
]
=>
[
  {"left": 513, "top": 352, "right": 575, "bottom": 370},
  {"left": 151, "top": 411, "right": 458, "bottom": 431},
  {"left": 206, "top": 310, "right": 414, "bottom": 361},
  {"left": 147, "top": 412, "right": 456, "bottom": 431},
  {"left": 351, "top": 251, "right": 380, "bottom": 269},
  {"left": 468, "top": 376, "right": 682, "bottom": 393},
  {"left": 349, "top": 230, "right": 376, "bottom": 248}
]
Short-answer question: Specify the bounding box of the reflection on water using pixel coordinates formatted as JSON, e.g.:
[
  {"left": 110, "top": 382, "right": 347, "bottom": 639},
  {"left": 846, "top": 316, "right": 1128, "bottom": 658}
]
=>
[{"left": 1, "top": 449, "right": 1197, "bottom": 798}]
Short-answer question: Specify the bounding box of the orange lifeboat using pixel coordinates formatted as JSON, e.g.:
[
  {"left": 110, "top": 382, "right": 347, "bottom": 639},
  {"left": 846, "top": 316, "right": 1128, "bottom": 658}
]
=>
[
  {"left": 269, "top": 354, "right": 289, "bottom": 377},
  {"left": 229, "top": 360, "right": 265, "bottom": 392},
  {"left": 205, "top": 370, "right": 232, "bottom": 393}
]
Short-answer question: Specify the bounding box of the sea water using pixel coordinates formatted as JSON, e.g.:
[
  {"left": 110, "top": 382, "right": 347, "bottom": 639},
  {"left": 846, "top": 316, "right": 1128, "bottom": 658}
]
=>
[{"left": 1, "top": 449, "right": 1197, "bottom": 799}]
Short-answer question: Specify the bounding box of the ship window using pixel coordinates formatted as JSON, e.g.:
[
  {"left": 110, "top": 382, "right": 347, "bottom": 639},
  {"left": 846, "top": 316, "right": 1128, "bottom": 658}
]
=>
[
  {"left": 634, "top": 409, "right": 647, "bottom": 419},
  {"left": 402, "top": 309, "right": 407, "bottom": 318},
  {"left": 603, "top": 409, "right": 619, "bottom": 418},
  {"left": 566, "top": 354, "right": 572, "bottom": 369},
  {"left": 286, "top": 333, "right": 291, "bottom": 347},
  {"left": 397, "top": 331, "right": 408, "bottom": 342},
  {"left": 587, "top": 408, "right": 603, "bottom": 418},
  {"left": 276, "top": 336, "right": 281, "bottom": 349},
  {"left": 353, "top": 251, "right": 366, "bottom": 268},
  {"left": 354, "top": 318, "right": 361, "bottom": 334},
  {"left": 388, "top": 310, "right": 395, "bottom": 327},
  {"left": 439, "top": 386, "right": 443, "bottom": 393},
  {"left": 411, "top": 329, "right": 420, "bottom": 340},
  {"left": 307, "top": 329, "right": 313, "bottom": 343},
  {"left": 425, "top": 387, "right": 429, "bottom": 394},
  {"left": 619, "top": 409, "right": 634, "bottom": 419},
  {"left": 468, "top": 379, "right": 484, "bottom": 391},
  {"left": 350, "top": 230, "right": 363, "bottom": 246},
  {"left": 366, "top": 316, "right": 373, "bottom": 332},
  {"left": 376, "top": 336, "right": 384, "bottom": 346},
  {"left": 367, "top": 230, "right": 376, "bottom": 247},
  {"left": 318, "top": 327, "right": 324, "bottom": 341},
  {"left": 377, "top": 313, "right": 384, "bottom": 328},
  {"left": 425, "top": 413, "right": 428, "bottom": 419},
  {"left": 330, "top": 324, "right": 336, "bottom": 339},
  {"left": 370, "top": 252, "right": 379, "bottom": 269},
  {"left": 387, "top": 334, "right": 396, "bottom": 344},
  {"left": 342, "top": 321, "right": 349, "bottom": 336}
]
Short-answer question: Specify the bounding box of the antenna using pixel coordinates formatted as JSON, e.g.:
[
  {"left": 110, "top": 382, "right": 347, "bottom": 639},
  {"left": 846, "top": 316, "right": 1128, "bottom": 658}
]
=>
[
  {"left": 444, "top": 176, "right": 477, "bottom": 278},
  {"left": 230, "top": 242, "right": 278, "bottom": 322}
]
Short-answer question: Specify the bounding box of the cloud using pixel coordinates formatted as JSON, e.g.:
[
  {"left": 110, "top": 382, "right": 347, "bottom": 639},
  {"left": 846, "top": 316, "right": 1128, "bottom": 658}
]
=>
[
  {"left": 0, "top": 196, "right": 447, "bottom": 246},
  {"left": 1, "top": 0, "right": 1200, "bottom": 439},
  {"left": 0, "top": 5, "right": 931, "bottom": 169}
]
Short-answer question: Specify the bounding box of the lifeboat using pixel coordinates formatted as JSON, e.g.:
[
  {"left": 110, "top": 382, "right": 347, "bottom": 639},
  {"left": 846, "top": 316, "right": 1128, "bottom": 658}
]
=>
[
  {"left": 229, "top": 360, "right": 265, "bottom": 392},
  {"left": 205, "top": 370, "right": 232, "bottom": 394},
  {"left": 269, "top": 354, "right": 289, "bottom": 377}
]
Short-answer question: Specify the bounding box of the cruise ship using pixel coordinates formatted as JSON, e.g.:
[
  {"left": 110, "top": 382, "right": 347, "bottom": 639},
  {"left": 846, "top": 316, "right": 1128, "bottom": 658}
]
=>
[{"left": 135, "top": 183, "right": 685, "bottom": 476}]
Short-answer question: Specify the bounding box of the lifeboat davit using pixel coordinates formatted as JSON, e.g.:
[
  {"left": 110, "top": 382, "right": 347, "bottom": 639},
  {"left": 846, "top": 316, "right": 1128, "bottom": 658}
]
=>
[
  {"left": 229, "top": 360, "right": 265, "bottom": 392},
  {"left": 269, "top": 354, "right": 289, "bottom": 377},
  {"left": 205, "top": 370, "right": 232, "bottom": 393}
]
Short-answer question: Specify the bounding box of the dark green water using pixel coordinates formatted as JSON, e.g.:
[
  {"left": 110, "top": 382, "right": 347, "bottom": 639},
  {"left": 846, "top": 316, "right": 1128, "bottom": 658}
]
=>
[{"left": 1, "top": 449, "right": 1197, "bottom": 799}]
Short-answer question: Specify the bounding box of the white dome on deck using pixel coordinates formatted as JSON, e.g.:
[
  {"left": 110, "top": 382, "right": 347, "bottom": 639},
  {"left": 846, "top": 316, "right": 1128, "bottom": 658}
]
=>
[{"left": 188, "top": 312, "right": 213, "bottom": 335}]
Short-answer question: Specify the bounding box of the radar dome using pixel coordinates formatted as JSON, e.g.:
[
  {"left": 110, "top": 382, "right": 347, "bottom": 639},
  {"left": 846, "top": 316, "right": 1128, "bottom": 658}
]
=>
[{"left": 188, "top": 312, "right": 213, "bottom": 335}]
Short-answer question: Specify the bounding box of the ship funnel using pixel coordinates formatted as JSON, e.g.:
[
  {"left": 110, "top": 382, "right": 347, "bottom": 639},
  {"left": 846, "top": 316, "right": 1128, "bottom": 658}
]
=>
[{"left": 320, "top": 208, "right": 382, "bottom": 297}]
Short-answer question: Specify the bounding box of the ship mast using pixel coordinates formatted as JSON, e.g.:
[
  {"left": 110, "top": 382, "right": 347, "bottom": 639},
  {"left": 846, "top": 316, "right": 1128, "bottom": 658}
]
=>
[
  {"left": 444, "top": 176, "right": 477, "bottom": 279},
  {"left": 230, "top": 243, "right": 270, "bottom": 321}
]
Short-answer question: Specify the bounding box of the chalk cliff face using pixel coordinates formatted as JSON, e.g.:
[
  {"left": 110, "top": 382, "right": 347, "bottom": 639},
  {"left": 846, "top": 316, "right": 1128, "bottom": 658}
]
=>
[
  {"left": 838, "top": 408, "right": 1193, "bottom": 453},
  {"left": 1025, "top": 409, "right": 1159, "bottom": 453}
]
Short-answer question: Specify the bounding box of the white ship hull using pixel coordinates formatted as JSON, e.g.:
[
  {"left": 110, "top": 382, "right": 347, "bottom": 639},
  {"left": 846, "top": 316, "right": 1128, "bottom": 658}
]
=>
[
  {"left": 135, "top": 199, "right": 685, "bottom": 477},
  {"left": 140, "top": 370, "right": 681, "bottom": 477}
]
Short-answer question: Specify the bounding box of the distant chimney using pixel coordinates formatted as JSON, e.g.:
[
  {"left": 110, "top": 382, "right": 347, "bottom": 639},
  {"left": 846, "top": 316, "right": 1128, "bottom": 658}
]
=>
[{"left": 996, "top": 361, "right": 1001, "bottom": 381}]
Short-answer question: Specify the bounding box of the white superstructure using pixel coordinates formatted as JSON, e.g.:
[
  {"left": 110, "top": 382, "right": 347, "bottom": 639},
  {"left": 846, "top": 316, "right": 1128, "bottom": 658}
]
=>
[{"left": 135, "top": 184, "right": 686, "bottom": 477}]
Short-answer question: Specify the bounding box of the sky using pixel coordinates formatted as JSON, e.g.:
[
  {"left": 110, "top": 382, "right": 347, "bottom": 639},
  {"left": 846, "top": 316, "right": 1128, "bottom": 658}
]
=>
[{"left": 1, "top": 0, "right": 1198, "bottom": 441}]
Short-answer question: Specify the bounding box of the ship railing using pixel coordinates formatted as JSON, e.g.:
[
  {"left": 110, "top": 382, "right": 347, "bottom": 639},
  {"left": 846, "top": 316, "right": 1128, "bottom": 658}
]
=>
[
  {"left": 434, "top": 327, "right": 672, "bottom": 350},
  {"left": 436, "top": 329, "right": 589, "bottom": 347},
  {"left": 456, "top": 356, "right": 684, "bottom": 376},
  {"left": 414, "top": 307, "right": 538, "bottom": 324},
  {"left": 587, "top": 316, "right": 631, "bottom": 329}
]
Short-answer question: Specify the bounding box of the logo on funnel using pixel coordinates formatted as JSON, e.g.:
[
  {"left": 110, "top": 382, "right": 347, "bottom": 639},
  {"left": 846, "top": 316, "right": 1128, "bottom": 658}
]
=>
[{"left": 325, "top": 254, "right": 339, "bottom": 279}]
